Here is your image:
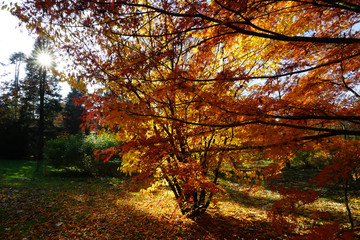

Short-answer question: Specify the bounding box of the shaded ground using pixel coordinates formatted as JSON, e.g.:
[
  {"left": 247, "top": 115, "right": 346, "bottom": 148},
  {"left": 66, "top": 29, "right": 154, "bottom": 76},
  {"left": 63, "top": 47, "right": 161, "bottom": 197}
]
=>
[{"left": 1, "top": 161, "right": 359, "bottom": 239}]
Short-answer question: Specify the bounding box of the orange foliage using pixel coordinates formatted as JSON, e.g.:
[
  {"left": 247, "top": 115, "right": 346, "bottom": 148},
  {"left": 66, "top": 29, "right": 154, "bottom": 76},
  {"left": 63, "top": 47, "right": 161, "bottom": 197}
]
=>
[{"left": 9, "top": 0, "right": 360, "bottom": 235}]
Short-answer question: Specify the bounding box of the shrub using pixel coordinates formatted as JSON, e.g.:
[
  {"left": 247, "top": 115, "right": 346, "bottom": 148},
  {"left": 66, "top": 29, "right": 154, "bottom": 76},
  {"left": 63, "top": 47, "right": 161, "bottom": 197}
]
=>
[
  {"left": 44, "top": 133, "right": 122, "bottom": 177},
  {"left": 44, "top": 136, "right": 69, "bottom": 168}
]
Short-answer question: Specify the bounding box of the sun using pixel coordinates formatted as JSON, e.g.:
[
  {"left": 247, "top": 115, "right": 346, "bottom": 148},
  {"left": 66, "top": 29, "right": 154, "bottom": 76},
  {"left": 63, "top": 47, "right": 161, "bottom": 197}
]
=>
[{"left": 37, "top": 51, "right": 53, "bottom": 68}]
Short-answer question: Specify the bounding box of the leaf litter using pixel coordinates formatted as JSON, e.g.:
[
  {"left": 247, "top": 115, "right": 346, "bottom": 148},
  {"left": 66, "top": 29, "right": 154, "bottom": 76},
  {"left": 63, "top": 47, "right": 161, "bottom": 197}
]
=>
[{"left": 0, "top": 178, "right": 359, "bottom": 239}]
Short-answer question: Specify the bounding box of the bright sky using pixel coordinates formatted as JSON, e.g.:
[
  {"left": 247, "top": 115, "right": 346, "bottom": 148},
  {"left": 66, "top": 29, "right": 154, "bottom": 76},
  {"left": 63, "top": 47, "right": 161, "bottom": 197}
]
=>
[{"left": 0, "top": 4, "right": 71, "bottom": 98}]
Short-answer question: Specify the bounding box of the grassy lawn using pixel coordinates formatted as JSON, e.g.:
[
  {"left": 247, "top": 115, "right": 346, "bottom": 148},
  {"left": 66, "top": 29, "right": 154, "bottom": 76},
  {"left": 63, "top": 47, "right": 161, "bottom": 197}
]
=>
[
  {"left": 1, "top": 159, "right": 40, "bottom": 183},
  {"left": 1, "top": 160, "right": 359, "bottom": 239}
]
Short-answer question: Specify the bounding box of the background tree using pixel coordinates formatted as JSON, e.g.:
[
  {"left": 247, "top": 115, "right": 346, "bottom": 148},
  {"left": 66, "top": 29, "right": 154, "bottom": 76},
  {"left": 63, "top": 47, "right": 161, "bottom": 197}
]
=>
[
  {"left": 0, "top": 82, "right": 29, "bottom": 159},
  {"left": 25, "top": 38, "right": 62, "bottom": 171},
  {"left": 0, "top": 38, "right": 62, "bottom": 160},
  {"left": 11, "top": 0, "right": 360, "bottom": 228},
  {"left": 9, "top": 52, "right": 26, "bottom": 119},
  {"left": 0, "top": 52, "right": 27, "bottom": 159},
  {"left": 63, "top": 87, "right": 84, "bottom": 135}
]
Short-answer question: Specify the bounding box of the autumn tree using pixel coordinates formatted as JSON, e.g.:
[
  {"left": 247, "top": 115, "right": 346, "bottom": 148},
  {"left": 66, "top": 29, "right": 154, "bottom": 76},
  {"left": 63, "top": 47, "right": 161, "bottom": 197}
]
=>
[{"left": 10, "top": 0, "right": 360, "bottom": 226}]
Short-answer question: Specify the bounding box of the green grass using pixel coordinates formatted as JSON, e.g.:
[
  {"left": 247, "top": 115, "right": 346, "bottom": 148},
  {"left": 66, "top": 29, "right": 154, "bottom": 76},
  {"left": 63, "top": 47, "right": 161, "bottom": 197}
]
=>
[
  {"left": 0, "top": 159, "right": 122, "bottom": 189},
  {"left": 0, "top": 159, "right": 40, "bottom": 182}
]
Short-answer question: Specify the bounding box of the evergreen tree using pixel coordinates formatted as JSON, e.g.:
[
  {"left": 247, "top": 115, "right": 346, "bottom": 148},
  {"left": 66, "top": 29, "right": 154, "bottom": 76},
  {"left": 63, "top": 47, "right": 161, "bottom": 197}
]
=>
[
  {"left": 24, "top": 38, "right": 62, "bottom": 162},
  {"left": 0, "top": 52, "right": 28, "bottom": 159},
  {"left": 0, "top": 81, "right": 29, "bottom": 159},
  {"left": 0, "top": 38, "right": 62, "bottom": 160},
  {"left": 9, "top": 52, "right": 26, "bottom": 120},
  {"left": 63, "top": 87, "right": 84, "bottom": 134}
]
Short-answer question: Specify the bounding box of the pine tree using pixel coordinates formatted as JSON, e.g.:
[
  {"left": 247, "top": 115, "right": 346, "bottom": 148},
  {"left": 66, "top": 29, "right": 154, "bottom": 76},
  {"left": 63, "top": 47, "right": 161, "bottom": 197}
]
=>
[{"left": 63, "top": 87, "right": 84, "bottom": 135}]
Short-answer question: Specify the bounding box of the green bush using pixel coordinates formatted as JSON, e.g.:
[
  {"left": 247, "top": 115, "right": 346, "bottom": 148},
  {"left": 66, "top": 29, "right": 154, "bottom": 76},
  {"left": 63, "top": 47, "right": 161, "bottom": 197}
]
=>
[
  {"left": 44, "top": 133, "right": 122, "bottom": 177},
  {"left": 44, "top": 136, "right": 69, "bottom": 168}
]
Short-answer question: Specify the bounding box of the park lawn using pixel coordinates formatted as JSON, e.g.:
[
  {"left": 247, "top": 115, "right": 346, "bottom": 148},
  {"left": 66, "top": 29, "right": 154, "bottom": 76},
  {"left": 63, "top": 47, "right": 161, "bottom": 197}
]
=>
[
  {"left": 0, "top": 160, "right": 359, "bottom": 239},
  {"left": 0, "top": 159, "right": 40, "bottom": 183}
]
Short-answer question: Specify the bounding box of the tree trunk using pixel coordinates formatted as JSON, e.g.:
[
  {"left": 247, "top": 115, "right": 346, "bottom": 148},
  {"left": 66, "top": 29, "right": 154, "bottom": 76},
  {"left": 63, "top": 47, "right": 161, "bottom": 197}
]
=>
[
  {"left": 37, "top": 67, "right": 46, "bottom": 174},
  {"left": 344, "top": 180, "right": 354, "bottom": 229},
  {"left": 178, "top": 190, "right": 213, "bottom": 219}
]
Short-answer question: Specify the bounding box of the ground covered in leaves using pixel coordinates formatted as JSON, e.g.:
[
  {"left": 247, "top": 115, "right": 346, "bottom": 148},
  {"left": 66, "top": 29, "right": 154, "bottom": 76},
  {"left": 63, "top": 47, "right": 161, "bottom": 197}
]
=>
[{"left": 1, "top": 161, "right": 359, "bottom": 239}]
